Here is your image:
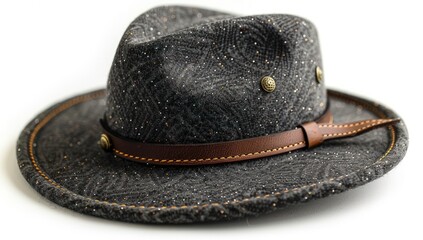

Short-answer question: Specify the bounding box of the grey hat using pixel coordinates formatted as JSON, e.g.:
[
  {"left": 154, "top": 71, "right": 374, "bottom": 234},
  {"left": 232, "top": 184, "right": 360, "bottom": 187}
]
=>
[{"left": 17, "top": 5, "right": 408, "bottom": 224}]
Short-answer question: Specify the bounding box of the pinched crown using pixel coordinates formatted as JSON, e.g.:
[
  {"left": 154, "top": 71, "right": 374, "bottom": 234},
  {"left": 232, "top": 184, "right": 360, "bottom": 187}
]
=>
[{"left": 105, "top": 6, "right": 326, "bottom": 144}]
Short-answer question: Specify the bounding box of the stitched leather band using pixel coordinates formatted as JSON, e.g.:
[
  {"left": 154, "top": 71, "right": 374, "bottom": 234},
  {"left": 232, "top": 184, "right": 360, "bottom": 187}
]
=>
[{"left": 100, "top": 111, "right": 399, "bottom": 166}]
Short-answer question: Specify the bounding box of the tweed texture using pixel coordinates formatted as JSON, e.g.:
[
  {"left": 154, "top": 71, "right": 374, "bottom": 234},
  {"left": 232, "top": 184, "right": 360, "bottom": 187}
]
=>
[
  {"left": 105, "top": 6, "right": 326, "bottom": 143},
  {"left": 16, "top": 5, "right": 408, "bottom": 224},
  {"left": 17, "top": 90, "right": 408, "bottom": 223}
]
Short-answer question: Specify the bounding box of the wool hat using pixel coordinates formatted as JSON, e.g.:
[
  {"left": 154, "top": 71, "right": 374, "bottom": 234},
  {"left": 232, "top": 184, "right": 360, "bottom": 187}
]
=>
[{"left": 17, "top": 5, "right": 408, "bottom": 224}]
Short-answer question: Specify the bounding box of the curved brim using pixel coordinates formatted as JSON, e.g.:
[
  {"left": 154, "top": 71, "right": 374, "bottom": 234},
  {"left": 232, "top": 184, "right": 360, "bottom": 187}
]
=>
[{"left": 16, "top": 89, "right": 408, "bottom": 224}]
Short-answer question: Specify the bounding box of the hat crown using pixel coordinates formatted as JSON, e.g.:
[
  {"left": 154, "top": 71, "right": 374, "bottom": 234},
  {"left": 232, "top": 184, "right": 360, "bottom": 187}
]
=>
[{"left": 105, "top": 6, "right": 327, "bottom": 144}]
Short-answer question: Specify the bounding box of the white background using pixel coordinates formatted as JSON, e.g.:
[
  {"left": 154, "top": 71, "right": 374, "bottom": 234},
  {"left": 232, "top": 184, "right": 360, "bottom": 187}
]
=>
[{"left": 0, "top": 0, "right": 421, "bottom": 239}]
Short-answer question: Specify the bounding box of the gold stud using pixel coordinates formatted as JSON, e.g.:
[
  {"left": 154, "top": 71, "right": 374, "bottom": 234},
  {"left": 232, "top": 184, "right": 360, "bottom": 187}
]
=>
[
  {"left": 315, "top": 66, "right": 324, "bottom": 83},
  {"left": 100, "top": 134, "right": 112, "bottom": 151},
  {"left": 260, "top": 76, "right": 276, "bottom": 93}
]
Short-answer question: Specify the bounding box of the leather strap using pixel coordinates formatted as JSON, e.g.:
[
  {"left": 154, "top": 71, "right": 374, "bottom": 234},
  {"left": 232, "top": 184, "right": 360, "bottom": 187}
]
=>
[{"left": 100, "top": 111, "right": 399, "bottom": 166}]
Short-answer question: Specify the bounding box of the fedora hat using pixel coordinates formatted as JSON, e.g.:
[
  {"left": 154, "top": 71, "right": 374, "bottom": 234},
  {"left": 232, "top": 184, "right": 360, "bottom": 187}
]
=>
[{"left": 16, "top": 5, "right": 408, "bottom": 224}]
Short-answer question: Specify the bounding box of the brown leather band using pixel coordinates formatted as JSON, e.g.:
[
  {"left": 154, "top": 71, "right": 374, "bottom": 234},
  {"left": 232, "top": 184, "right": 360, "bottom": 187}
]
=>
[{"left": 100, "top": 111, "right": 399, "bottom": 166}]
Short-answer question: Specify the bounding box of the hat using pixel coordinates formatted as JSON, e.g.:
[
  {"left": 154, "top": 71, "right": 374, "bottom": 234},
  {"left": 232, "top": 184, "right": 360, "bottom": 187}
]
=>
[{"left": 17, "top": 6, "right": 408, "bottom": 224}]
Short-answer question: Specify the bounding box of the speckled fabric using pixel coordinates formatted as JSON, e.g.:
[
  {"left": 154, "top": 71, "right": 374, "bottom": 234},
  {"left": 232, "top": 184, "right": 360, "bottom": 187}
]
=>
[
  {"left": 16, "top": 5, "right": 408, "bottom": 224},
  {"left": 105, "top": 6, "right": 326, "bottom": 143}
]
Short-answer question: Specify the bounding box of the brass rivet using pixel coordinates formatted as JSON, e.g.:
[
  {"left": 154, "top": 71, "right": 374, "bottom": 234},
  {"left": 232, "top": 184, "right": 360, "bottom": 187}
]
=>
[
  {"left": 315, "top": 66, "right": 324, "bottom": 83},
  {"left": 100, "top": 134, "right": 112, "bottom": 151},
  {"left": 260, "top": 76, "right": 276, "bottom": 93}
]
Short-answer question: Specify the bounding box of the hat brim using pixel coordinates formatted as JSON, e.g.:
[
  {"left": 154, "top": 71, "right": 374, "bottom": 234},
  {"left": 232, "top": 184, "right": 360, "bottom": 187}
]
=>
[{"left": 16, "top": 89, "right": 408, "bottom": 224}]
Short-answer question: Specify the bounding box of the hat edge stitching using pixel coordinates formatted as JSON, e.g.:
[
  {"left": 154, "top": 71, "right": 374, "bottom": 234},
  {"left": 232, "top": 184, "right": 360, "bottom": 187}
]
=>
[{"left": 26, "top": 90, "right": 397, "bottom": 210}]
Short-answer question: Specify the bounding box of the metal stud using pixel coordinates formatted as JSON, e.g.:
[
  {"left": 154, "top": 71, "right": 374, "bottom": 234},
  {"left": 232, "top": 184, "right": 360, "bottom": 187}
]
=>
[
  {"left": 100, "top": 134, "right": 112, "bottom": 151},
  {"left": 315, "top": 66, "right": 324, "bottom": 83},
  {"left": 260, "top": 76, "right": 276, "bottom": 93}
]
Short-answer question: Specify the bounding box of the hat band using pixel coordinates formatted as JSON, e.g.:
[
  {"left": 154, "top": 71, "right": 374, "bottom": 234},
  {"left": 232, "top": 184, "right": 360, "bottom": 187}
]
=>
[{"left": 99, "top": 111, "right": 399, "bottom": 166}]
